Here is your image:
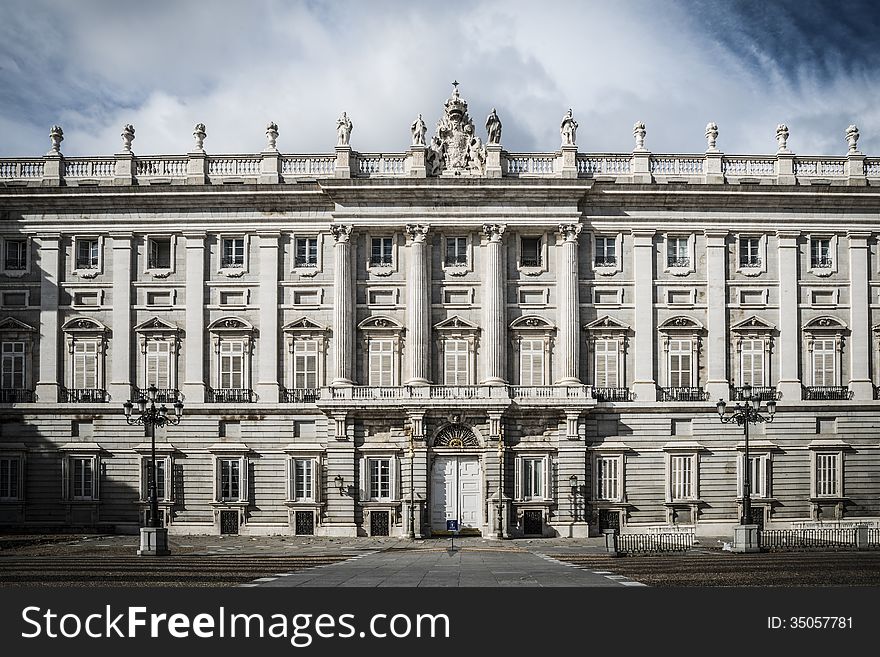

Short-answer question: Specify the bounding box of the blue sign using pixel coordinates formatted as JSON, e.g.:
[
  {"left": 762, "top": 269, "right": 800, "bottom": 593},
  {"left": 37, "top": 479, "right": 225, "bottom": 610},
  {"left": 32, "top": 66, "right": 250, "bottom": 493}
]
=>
[{"left": 446, "top": 519, "right": 459, "bottom": 532}]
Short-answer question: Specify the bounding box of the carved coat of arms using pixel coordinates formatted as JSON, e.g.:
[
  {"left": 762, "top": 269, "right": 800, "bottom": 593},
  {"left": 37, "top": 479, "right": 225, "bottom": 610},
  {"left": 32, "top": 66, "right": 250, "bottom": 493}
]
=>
[{"left": 427, "top": 82, "right": 486, "bottom": 176}]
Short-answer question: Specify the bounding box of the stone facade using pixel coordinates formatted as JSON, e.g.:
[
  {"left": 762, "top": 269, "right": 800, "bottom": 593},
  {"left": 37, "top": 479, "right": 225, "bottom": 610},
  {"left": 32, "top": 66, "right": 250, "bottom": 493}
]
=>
[{"left": 0, "top": 86, "right": 879, "bottom": 538}]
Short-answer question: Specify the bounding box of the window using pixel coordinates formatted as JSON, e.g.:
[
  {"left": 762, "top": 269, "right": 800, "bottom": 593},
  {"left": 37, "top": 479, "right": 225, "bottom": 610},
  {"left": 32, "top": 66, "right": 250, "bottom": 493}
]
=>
[
  {"left": 1, "top": 342, "right": 25, "bottom": 390},
  {"left": 292, "top": 458, "right": 314, "bottom": 501},
  {"left": 739, "top": 237, "right": 761, "bottom": 267},
  {"left": 292, "top": 340, "right": 318, "bottom": 388},
  {"left": 445, "top": 237, "right": 468, "bottom": 266},
  {"left": 146, "top": 291, "right": 171, "bottom": 306},
  {"left": 71, "top": 457, "right": 95, "bottom": 500},
  {"left": 293, "top": 290, "right": 319, "bottom": 305},
  {"left": 0, "top": 456, "right": 21, "bottom": 500},
  {"left": 594, "top": 339, "right": 619, "bottom": 388},
  {"left": 145, "top": 340, "right": 171, "bottom": 389},
  {"left": 667, "top": 236, "right": 689, "bottom": 267},
  {"left": 219, "top": 458, "right": 241, "bottom": 501},
  {"left": 73, "top": 291, "right": 100, "bottom": 307},
  {"left": 595, "top": 237, "right": 616, "bottom": 267},
  {"left": 811, "top": 238, "right": 832, "bottom": 269},
  {"left": 737, "top": 453, "right": 770, "bottom": 499},
  {"left": 443, "top": 339, "right": 469, "bottom": 385},
  {"left": 368, "top": 339, "right": 394, "bottom": 386},
  {"left": 76, "top": 238, "right": 99, "bottom": 269},
  {"left": 221, "top": 237, "right": 245, "bottom": 268},
  {"left": 812, "top": 338, "right": 836, "bottom": 386},
  {"left": 219, "top": 291, "right": 245, "bottom": 306},
  {"left": 369, "top": 458, "right": 391, "bottom": 500},
  {"left": 815, "top": 453, "right": 840, "bottom": 497},
  {"left": 148, "top": 237, "right": 172, "bottom": 269},
  {"left": 4, "top": 239, "right": 27, "bottom": 271},
  {"left": 141, "top": 457, "right": 169, "bottom": 501},
  {"left": 295, "top": 237, "right": 318, "bottom": 268},
  {"left": 520, "top": 237, "right": 542, "bottom": 267},
  {"left": 72, "top": 341, "right": 99, "bottom": 389},
  {"left": 596, "top": 455, "right": 621, "bottom": 501},
  {"left": 370, "top": 237, "right": 393, "bottom": 266},
  {"left": 740, "top": 338, "right": 764, "bottom": 387},
  {"left": 519, "top": 338, "right": 545, "bottom": 386},
  {"left": 669, "top": 454, "right": 695, "bottom": 501},
  {"left": 521, "top": 457, "right": 545, "bottom": 500},
  {"left": 219, "top": 341, "right": 245, "bottom": 389},
  {"left": 1, "top": 292, "right": 26, "bottom": 307},
  {"left": 668, "top": 339, "right": 692, "bottom": 387}
]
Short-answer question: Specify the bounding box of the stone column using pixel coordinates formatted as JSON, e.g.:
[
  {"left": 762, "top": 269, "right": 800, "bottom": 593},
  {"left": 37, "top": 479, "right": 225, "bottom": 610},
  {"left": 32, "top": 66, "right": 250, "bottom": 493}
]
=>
[
  {"left": 556, "top": 223, "right": 582, "bottom": 384},
  {"left": 330, "top": 225, "right": 354, "bottom": 386},
  {"left": 182, "top": 233, "right": 206, "bottom": 403},
  {"left": 405, "top": 224, "right": 431, "bottom": 385},
  {"left": 481, "top": 224, "right": 507, "bottom": 385},
  {"left": 848, "top": 232, "right": 873, "bottom": 399},
  {"left": 35, "top": 234, "right": 60, "bottom": 402},
  {"left": 776, "top": 232, "right": 802, "bottom": 400},
  {"left": 109, "top": 234, "right": 133, "bottom": 402},
  {"left": 631, "top": 230, "right": 656, "bottom": 400},
  {"left": 705, "top": 230, "right": 729, "bottom": 399},
  {"left": 256, "top": 232, "right": 280, "bottom": 402}
]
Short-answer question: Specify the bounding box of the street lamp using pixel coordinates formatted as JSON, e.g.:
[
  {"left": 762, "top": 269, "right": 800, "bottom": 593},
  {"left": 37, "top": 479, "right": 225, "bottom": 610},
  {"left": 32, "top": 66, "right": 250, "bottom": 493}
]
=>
[
  {"left": 569, "top": 474, "right": 579, "bottom": 523},
  {"left": 124, "top": 384, "right": 183, "bottom": 556},
  {"left": 497, "top": 426, "right": 505, "bottom": 539},
  {"left": 716, "top": 383, "right": 776, "bottom": 526},
  {"left": 406, "top": 424, "right": 416, "bottom": 540}
]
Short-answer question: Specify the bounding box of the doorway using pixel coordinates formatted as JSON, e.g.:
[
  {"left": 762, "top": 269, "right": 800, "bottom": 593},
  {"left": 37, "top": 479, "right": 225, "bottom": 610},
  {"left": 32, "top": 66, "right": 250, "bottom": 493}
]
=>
[{"left": 431, "top": 455, "right": 482, "bottom": 534}]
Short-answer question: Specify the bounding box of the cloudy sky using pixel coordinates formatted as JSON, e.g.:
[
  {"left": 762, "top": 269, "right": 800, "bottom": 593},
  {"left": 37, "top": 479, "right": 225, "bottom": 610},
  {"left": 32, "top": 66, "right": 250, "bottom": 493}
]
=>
[{"left": 1, "top": 0, "right": 878, "bottom": 158}]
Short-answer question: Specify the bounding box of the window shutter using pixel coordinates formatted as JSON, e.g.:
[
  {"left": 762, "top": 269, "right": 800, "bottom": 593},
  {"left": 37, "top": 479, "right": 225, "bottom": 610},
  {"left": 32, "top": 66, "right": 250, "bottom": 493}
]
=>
[
  {"left": 763, "top": 457, "right": 771, "bottom": 499},
  {"left": 61, "top": 456, "right": 69, "bottom": 501},
  {"left": 93, "top": 457, "right": 100, "bottom": 500},
  {"left": 240, "top": 457, "right": 249, "bottom": 502},
  {"left": 736, "top": 454, "right": 743, "bottom": 498},
  {"left": 286, "top": 457, "right": 293, "bottom": 501},
  {"left": 359, "top": 458, "right": 368, "bottom": 501},
  {"left": 391, "top": 456, "right": 399, "bottom": 501},
  {"left": 514, "top": 455, "right": 522, "bottom": 501},
  {"left": 314, "top": 459, "right": 322, "bottom": 503},
  {"left": 214, "top": 459, "right": 221, "bottom": 502},
  {"left": 542, "top": 456, "right": 550, "bottom": 500}
]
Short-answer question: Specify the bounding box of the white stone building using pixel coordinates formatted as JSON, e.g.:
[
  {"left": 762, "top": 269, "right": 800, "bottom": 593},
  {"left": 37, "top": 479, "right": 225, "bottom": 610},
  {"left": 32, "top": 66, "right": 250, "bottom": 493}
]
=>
[{"left": 0, "top": 87, "right": 878, "bottom": 538}]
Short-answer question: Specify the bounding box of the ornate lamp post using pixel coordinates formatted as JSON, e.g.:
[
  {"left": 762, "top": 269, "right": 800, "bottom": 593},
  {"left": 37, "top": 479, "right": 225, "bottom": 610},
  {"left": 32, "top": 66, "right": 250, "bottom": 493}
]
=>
[
  {"left": 497, "top": 426, "right": 505, "bottom": 539},
  {"left": 569, "top": 474, "right": 579, "bottom": 523},
  {"left": 406, "top": 424, "right": 416, "bottom": 540},
  {"left": 716, "top": 383, "right": 776, "bottom": 528},
  {"left": 124, "top": 385, "right": 183, "bottom": 556}
]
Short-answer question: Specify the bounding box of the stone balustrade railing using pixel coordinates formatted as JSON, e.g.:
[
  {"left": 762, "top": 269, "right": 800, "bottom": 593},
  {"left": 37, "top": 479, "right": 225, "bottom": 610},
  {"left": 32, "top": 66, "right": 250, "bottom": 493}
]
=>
[
  {"left": 320, "top": 385, "right": 594, "bottom": 402},
  {"left": 1, "top": 144, "right": 876, "bottom": 186}
]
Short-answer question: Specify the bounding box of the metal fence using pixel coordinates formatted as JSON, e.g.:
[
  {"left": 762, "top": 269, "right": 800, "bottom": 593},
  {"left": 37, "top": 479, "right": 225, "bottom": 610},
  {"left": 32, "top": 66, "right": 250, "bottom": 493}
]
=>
[
  {"left": 759, "top": 528, "right": 857, "bottom": 551},
  {"left": 613, "top": 532, "right": 694, "bottom": 554}
]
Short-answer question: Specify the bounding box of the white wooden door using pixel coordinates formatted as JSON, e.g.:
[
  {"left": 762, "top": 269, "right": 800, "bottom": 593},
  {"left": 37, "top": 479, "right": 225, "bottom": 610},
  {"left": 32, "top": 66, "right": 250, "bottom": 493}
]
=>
[{"left": 431, "top": 456, "right": 482, "bottom": 532}]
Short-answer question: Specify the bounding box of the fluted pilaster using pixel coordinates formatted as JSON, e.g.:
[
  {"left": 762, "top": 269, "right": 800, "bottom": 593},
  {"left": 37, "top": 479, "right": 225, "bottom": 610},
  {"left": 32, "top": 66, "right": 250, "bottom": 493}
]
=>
[
  {"left": 482, "top": 224, "right": 507, "bottom": 384},
  {"left": 556, "top": 223, "right": 582, "bottom": 384},
  {"left": 331, "top": 224, "right": 354, "bottom": 386},
  {"left": 405, "top": 224, "right": 431, "bottom": 385},
  {"left": 776, "top": 232, "right": 802, "bottom": 400}
]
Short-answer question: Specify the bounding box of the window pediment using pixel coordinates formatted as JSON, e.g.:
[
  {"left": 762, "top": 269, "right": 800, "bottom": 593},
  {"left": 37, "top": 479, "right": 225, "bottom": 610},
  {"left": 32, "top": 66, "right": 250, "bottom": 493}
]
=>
[
  {"left": 283, "top": 317, "right": 328, "bottom": 334},
  {"left": 434, "top": 315, "right": 479, "bottom": 332},
  {"left": 208, "top": 316, "right": 254, "bottom": 333},
  {"left": 0, "top": 317, "right": 35, "bottom": 333},
  {"left": 358, "top": 315, "right": 404, "bottom": 331},
  {"left": 731, "top": 316, "right": 775, "bottom": 333},
  {"left": 803, "top": 316, "right": 846, "bottom": 332},
  {"left": 583, "top": 315, "right": 630, "bottom": 332},
  {"left": 62, "top": 317, "right": 108, "bottom": 334},
  {"left": 134, "top": 317, "right": 180, "bottom": 334},
  {"left": 659, "top": 316, "right": 703, "bottom": 332},
  {"left": 510, "top": 315, "right": 555, "bottom": 331}
]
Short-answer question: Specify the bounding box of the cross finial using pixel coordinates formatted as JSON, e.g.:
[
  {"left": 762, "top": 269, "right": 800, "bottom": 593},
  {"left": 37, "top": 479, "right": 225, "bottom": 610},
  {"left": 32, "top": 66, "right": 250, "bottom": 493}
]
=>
[{"left": 452, "top": 80, "right": 459, "bottom": 90}]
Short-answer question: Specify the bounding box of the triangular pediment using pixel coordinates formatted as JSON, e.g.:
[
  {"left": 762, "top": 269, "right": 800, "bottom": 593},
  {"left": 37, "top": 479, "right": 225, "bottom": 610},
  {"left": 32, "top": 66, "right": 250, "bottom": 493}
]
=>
[
  {"left": 510, "top": 315, "right": 555, "bottom": 330},
  {"left": 0, "top": 317, "right": 35, "bottom": 332},
  {"left": 134, "top": 316, "right": 179, "bottom": 333},
  {"left": 207, "top": 316, "right": 254, "bottom": 331},
  {"left": 61, "top": 317, "right": 107, "bottom": 332},
  {"left": 804, "top": 315, "right": 847, "bottom": 331},
  {"left": 283, "top": 317, "right": 327, "bottom": 332},
  {"left": 659, "top": 315, "right": 703, "bottom": 330},
  {"left": 731, "top": 315, "right": 775, "bottom": 332},
  {"left": 583, "top": 315, "right": 630, "bottom": 331},
  {"left": 358, "top": 315, "right": 404, "bottom": 330},
  {"left": 434, "top": 315, "right": 479, "bottom": 331}
]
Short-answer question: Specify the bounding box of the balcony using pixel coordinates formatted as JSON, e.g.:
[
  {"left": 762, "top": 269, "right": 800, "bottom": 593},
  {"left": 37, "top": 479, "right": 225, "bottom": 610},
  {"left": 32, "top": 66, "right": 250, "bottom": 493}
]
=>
[
  {"left": 131, "top": 386, "right": 180, "bottom": 404},
  {"left": 667, "top": 257, "right": 691, "bottom": 268},
  {"left": 220, "top": 258, "right": 244, "bottom": 269},
  {"left": 802, "top": 386, "right": 852, "bottom": 401},
  {"left": 659, "top": 387, "right": 708, "bottom": 402},
  {"left": 74, "top": 260, "right": 98, "bottom": 270},
  {"left": 368, "top": 255, "right": 393, "bottom": 267},
  {"left": 206, "top": 387, "right": 254, "bottom": 403},
  {"left": 509, "top": 385, "right": 592, "bottom": 400},
  {"left": 810, "top": 257, "right": 833, "bottom": 269},
  {"left": 4, "top": 258, "right": 26, "bottom": 271},
  {"left": 293, "top": 258, "right": 318, "bottom": 268},
  {"left": 61, "top": 387, "right": 107, "bottom": 403},
  {"left": 739, "top": 256, "right": 762, "bottom": 268},
  {"left": 445, "top": 254, "right": 468, "bottom": 266},
  {"left": 0, "top": 388, "right": 34, "bottom": 403},
  {"left": 731, "top": 386, "right": 778, "bottom": 401},
  {"left": 594, "top": 257, "right": 617, "bottom": 268},
  {"left": 594, "top": 387, "right": 632, "bottom": 402},
  {"left": 281, "top": 387, "right": 320, "bottom": 403},
  {"left": 520, "top": 256, "right": 542, "bottom": 268}
]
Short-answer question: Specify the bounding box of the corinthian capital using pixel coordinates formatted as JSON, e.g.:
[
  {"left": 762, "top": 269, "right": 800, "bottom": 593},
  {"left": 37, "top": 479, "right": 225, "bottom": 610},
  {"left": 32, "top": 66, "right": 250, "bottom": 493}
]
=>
[
  {"left": 558, "top": 223, "right": 582, "bottom": 242},
  {"left": 482, "top": 223, "right": 506, "bottom": 243},
  {"left": 330, "top": 224, "right": 352, "bottom": 243},
  {"left": 405, "top": 224, "right": 430, "bottom": 243}
]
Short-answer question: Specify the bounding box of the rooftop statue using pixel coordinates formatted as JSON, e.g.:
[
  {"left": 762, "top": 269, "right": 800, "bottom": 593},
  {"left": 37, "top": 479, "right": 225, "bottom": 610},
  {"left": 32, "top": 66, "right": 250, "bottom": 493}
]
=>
[
  {"left": 486, "top": 108, "right": 502, "bottom": 145},
  {"left": 430, "top": 81, "right": 485, "bottom": 175},
  {"left": 336, "top": 112, "right": 353, "bottom": 147},
  {"left": 560, "top": 109, "right": 578, "bottom": 146},
  {"left": 411, "top": 113, "right": 427, "bottom": 147}
]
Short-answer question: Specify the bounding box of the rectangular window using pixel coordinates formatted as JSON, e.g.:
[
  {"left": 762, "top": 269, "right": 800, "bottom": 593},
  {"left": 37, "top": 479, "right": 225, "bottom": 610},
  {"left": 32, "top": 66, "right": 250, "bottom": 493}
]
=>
[
  {"left": 815, "top": 453, "right": 839, "bottom": 497},
  {"left": 812, "top": 338, "right": 836, "bottom": 386},
  {"left": 293, "top": 290, "right": 319, "bottom": 305},
  {"left": 142, "top": 457, "right": 167, "bottom": 501},
  {"left": 219, "top": 291, "right": 245, "bottom": 306},
  {"left": 145, "top": 341, "right": 171, "bottom": 389},
  {"left": 220, "top": 458, "right": 241, "bottom": 501},
  {"left": 219, "top": 341, "right": 245, "bottom": 389},
  {"left": 292, "top": 340, "right": 318, "bottom": 389},
  {"left": 521, "top": 457, "right": 545, "bottom": 500},
  {"left": 148, "top": 237, "right": 172, "bottom": 269},
  {"left": 811, "top": 238, "right": 832, "bottom": 268},
  {"left": 368, "top": 339, "right": 394, "bottom": 387},
  {"left": 71, "top": 457, "right": 94, "bottom": 500},
  {"left": 667, "top": 236, "right": 689, "bottom": 267},
  {"left": 739, "top": 237, "right": 761, "bottom": 267},
  {"left": 596, "top": 456, "right": 620, "bottom": 501},
  {"left": 0, "top": 456, "right": 20, "bottom": 500},
  {"left": 221, "top": 237, "right": 245, "bottom": 268},
  {"left": 668, "top": 339, "right": 692, "bottom": 388},
  {"left": 1, "top": 342, "right": 25, "bottom": 390},
  {"left": 740, "top": 339, "right": 764, "bottom": 387},
  {"left": 594, "top": 339, "right": 619, "bottom": 388},
  {"left": 295, "top": 237, "right": 318, "bottom": 268},
  {"left": 76, "top": 238, "right": 99, "bottom": 269},
  {"left": 4, "top": 239, "right": 27, "bottom": 270},
  {"left": 443, "top": 339, "right": 469, "bottom": 385},
  {"left": 595, "top": 236, "right": 616, "bottom": 267},
  {"left": 72, "top": 341, "right": 99, "bottom": 389},
  {"left": 739, "top": 454, "right": 767, "bottom": 499},
  {"left": 293, "top": 458, "right": 314, "bottom": 501},
  {"left": 520, "top": 237, "right": 542, "bottom": 267},
  {"left": 670, "top": 455, "right": 694, "bottom": 501},
  {"left": 519, "top": 338, "right": 545, "bottom": 386},
  {"left": 146, "top": 291, "right": 171, "bottom": 306},
  {"left": 73, "top": 291, "right": 99, "bottom": 307},
  {"left": 1, "top": 292, "right": 27, "bottom": 307},
  {"left": 370, "top": 237, "right": 393, "bottom": 266},
  {"left": 445, "top": 237, "right": 468, "bottom": 266},
  {"left": 369, "top": 458, "right": 391, "bottom": 500}
]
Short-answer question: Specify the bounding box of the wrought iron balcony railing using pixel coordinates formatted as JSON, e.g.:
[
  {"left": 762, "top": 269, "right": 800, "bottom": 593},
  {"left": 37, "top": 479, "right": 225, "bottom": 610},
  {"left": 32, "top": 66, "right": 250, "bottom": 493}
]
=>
[
  {"left": 61, "top": 387, "right": 107, "bottom": 403},
  {"left": 74, "top": 260, "right": 98, "bottom": 270},
  {"left": 520, "top": 257, "right": 542, "bottom": 268},
  {"left": 445, "top": 254, "right": 468, "bottom": 266},
  {"left": 368, "top": 255, "right": 393, "bottom": 267},
  {"left": 739, "top": 256, "right": 762, "bottom": 267},
  {"left": 206, "top": 387, "right": 254, "bottom": 403},
  {"left": 659, "top": 386, "right": 708, "bottom": 402},
  {"left": 811, "top": 257, "right": 833, "bottom": 269},
  {"left": 281, "top": 387, "right": 320, "bottom": 403},
  {"left": 667, "top": 257, "right": 691, "bottom": 268},
  {"left": 293, "top": 258, "right": 318, "bottom": 268},
  {"left": 594, "top": 387, "right": 632, "bottom": 402},
  {"left": 4, "top": 258, "right": 26, "bottom": 271},
  {"left": 802, "top": 386, "right": 852, "bottom": 400},
  {"left": 220, "top": 258, "right": 244, "bottom": 268},
  {"left": 594, "top": 257, "right": 617, "bottom": 267},
  {"left": 0, "top": 388, "right": 34, "bottom": 403},
  {"left": 131, "top": 386, "right": 180, "bottom": 404},
  {"left": 731, "top": 385, "right": 778, "bottom": 401}
]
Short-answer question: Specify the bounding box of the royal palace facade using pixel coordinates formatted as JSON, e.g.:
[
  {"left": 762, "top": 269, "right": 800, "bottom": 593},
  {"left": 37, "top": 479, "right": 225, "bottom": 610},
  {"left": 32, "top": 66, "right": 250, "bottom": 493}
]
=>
[{"left": 0, "top": 86, "right": 879, "bottom": 538}]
